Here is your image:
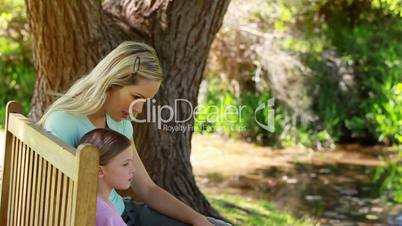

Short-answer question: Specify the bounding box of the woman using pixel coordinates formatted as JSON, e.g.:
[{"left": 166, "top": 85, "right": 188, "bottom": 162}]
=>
[{"left": 39, "top": 41, "right": 230, "bottom": 226}]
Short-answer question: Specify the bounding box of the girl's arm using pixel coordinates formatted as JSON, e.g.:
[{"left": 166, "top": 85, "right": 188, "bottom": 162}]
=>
[{"left": 129, "top": 144, "right": 213, "bottom": 226}]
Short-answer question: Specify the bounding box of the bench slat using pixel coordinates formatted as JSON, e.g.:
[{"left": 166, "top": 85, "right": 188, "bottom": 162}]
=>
[
  {"left": 49, "top": 166, "right": 57, "bottom": 225},
  {"left": 43, "top": 162, "right": 52, "bottom": 225},
  {"left": 24, "top": 148, "right": 33, "bottom": 224},
  {"left": 0, "top": 101, "right": 20, "bottom": 225},
  {"left": 60, "top": 174, "right": 68, "bottom": 226},
  {"left": 35, "top": 156, "right": 45, "bottom": 226},
  {"left": 55, "top": 170, "right": 63, "bottom": 225},
  {"left": 15, "top": 139, "right": 22, "bottom": 226},
  {"left": 21, "top": 143, "right": 29, "bottom": 225},
  {"left": 8, "top": 113, "right": 77, "bottom": 179},
  {"left": 72, "top": 145, "right": 98, "bottom": 226},
  {"left": 6, "top": 137, "right": 16, "bottom": 226},
  {"left": 29, "top": 152, "right": 38, "bottom": 226},
  {"left": 66, "top": 178, "right": 73, "bottom": 226}
]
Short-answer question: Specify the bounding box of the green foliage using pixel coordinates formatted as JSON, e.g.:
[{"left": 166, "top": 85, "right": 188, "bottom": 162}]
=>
[
  {"left": 319, "top": 8, "right": 402, "bottom": 144},
  {"left": 208, "top": 194, "right": 315, "bottom": 226},
  {"left": 372, "top": 0, "right": 402, "bottom": 16},
  {"left": 0, "top": 0, "right": 34, "bottom": 128},
  {"left": 211, "top": 0, "right": 402, "bottom": 147},
  {"left": 271, "top": 0, "right": 402, "bottom": 209},
  {"left": 271, "top": 0, "right": 402, "bottom": 145},
  {"left": 195, "top": 79, "right": 333, "bottom": 147},
  {"left": 372, "top": 83, "right": 402, "bottom": 144},
  {"left": 0, "top": 39, "right": 35, "bottom": 127},
  {"left": 195, "top": 79, "right": 275, "bottom": 144},
  {"left": 373, "top": 147, "right": 402, "bottom": 203}
]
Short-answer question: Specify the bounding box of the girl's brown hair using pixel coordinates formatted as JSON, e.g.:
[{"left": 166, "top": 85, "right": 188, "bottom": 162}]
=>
[{"left": 78, "top": 128, "right": 131, "bottom": 165}]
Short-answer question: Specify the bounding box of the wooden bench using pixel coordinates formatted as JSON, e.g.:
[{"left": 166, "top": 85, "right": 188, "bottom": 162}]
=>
[{"left": 0, "top": 101, "right": 99, "bottom": 226}]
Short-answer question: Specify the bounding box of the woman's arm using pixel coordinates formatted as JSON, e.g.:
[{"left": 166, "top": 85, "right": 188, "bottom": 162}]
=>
[
  {"left": 144, "top": 186, "right": 214, "bottom": 226},
  {"left": 129, "top": 144, "right": 213, "bottom": 226}
]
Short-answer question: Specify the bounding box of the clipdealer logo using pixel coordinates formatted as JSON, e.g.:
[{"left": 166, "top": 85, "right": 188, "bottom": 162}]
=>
[{"left": 128, "top": 98, "right": 275, "bottom": 133}]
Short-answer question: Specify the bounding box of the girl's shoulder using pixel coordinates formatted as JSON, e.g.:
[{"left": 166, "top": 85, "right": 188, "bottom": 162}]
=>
[
  {"left": 96, "top": 197, "right": 127, "bottom": 226},
  {"left": 96, "top": 196, "right": 114, "bottom": 213}
]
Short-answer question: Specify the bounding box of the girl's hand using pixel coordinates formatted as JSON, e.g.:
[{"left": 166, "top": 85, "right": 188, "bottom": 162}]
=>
[{"left": 192, "top": 216, "right": 214, "bottom": 226}]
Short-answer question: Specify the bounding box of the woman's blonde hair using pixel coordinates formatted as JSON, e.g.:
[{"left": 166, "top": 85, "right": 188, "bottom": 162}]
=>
[{"left": 38, "top": 41, "right": 163, "bottom": 125}]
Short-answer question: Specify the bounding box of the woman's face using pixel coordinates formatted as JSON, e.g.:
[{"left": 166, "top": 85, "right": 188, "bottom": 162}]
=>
[
  {"left": 105, "top": 80, "right": 161, "bottom": 121},
  {"left": 99, "top": 146, "right": 135, "bottom": 190}
]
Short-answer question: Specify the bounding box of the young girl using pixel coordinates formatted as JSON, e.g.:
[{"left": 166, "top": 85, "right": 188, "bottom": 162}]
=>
[{"left": 78, "top": 128, "right": 135, "bottom": 226}]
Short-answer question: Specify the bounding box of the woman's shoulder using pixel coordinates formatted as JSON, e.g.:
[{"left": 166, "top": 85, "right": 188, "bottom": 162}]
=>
[
  {"left": 44, "top": 111, "right": 85, "bottom": 147},
  {"left": 44, "top": 111, "right": 85, "bottom": 131},
  {"left": 47, "top": 111, "right": 81, "bottom": 121},
  {"left": 46, "top": 111, "right": 90, "bottom": 128}
]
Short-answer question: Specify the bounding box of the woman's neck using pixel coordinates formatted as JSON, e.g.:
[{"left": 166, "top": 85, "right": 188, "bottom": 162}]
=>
[{"left": 88, "top": 109, "right": 107, "bottom": 128}]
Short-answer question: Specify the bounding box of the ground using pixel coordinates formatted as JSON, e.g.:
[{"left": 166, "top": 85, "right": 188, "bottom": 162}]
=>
[{"left": 191, "top": 133, "right": 401, "bottom": 225}]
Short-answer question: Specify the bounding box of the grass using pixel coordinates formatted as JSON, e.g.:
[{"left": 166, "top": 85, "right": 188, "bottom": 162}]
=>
[{"left": 208, "top": 193, "right": 316, "bottom": 226}]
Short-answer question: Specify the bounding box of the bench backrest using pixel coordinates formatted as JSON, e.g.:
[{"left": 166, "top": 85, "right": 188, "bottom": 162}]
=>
[{"left": 0, "top": 101, "right": 99, "bottom": 226}]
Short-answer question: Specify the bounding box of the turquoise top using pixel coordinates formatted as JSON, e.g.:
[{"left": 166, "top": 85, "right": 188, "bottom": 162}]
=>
[{"left": 44, "top": 111, "right": 133, "bottom": 216}]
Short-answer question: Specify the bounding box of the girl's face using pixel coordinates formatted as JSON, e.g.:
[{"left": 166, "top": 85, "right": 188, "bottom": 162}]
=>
[
  {"left": 99, "top": 146, "right": 136, "bottom": 190},
  {"left": 105, "top": 80, "right": 161, "bottom": 121}
]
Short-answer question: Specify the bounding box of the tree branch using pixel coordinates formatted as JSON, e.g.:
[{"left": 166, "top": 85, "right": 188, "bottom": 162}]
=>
[{"left": 102, "top": 0, "right": 170, "bottom": 39}]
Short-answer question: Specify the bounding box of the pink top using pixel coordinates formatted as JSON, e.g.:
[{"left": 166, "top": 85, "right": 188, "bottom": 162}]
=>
[{"left": 96, "top": 196, "right": 128, "bottom": 226}]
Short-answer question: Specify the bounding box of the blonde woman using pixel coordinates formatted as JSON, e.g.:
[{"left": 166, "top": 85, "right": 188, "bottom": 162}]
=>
[{"left": 39, "top": 41, "right": 230, "bottom": 226}]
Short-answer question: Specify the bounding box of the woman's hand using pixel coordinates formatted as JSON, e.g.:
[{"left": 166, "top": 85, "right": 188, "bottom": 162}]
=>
[
  {"left": 129, "top": 144, "right": 216, "bottom": 226},
  {"left": 192, "top": 216, "right": 214, "bottom": 226}
]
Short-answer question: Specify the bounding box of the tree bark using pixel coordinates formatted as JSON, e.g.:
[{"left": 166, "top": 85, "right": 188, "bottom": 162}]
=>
[
  {"left": 26, "top": 0, "right": 141, "bottom": 120},
  {"left": 130, "top": 1, "right": 231, "bottom": 217},
  {"left": 27, "top": 0, "right": 230, "bottom": 217},
  {"left": 26, "top": 0, "right": 101, "bottom": 120}
]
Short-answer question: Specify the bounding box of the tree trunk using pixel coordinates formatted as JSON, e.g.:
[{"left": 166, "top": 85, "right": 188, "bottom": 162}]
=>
[
  {"left": 26, "top": 0, "right": 102, "bottom": 120},
  {"left": 27, "top": 0, "right": 230, "bottom": 217},
  {"left": 130, "top": 1, "right": 231, "bottom": 217},
  {"left": 26, "top": 0, "right": 141, "bottom": 121}
]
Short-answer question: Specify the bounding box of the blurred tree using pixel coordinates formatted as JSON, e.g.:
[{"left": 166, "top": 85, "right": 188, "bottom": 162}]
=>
[{"left": 25, "top": 0, "right": 230, "bottom": 216}]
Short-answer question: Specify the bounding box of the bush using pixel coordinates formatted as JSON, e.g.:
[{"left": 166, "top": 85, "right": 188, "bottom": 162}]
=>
[
  {"left": 195, "top": 78, "right": 335, "bottom": 147},
  {"left": 321, "top": 3, "right": 402, "bottom": 144},
  {"left": 279, "top": 0, "right": 402, "bottom": 144},
  {"left": 0, "top": 0, "right": 34, "bottom": 128},
  {"left": 374, "top": 147, "right": 402, "bottom": 203},
  {"left": 0, "top": 38, "right": 35, "bottom": 128},
  {"left": 372, "top": 83, "right": 402, "bottom": 144},
  {"left": 195, "top": 78, "right": 275, "bottom": 144}
]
